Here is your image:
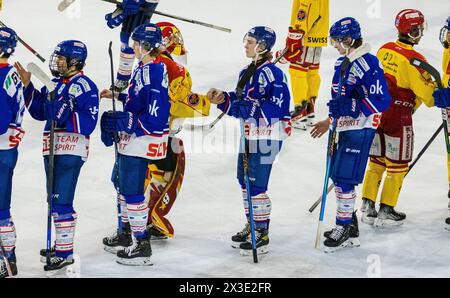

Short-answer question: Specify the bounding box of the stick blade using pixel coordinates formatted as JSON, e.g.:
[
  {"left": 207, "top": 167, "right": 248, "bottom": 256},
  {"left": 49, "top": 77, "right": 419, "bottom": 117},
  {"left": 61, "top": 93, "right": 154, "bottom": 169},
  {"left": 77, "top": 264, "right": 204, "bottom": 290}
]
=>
[{"left": 26, "top": 62, "right": 55, "bottom": 91}]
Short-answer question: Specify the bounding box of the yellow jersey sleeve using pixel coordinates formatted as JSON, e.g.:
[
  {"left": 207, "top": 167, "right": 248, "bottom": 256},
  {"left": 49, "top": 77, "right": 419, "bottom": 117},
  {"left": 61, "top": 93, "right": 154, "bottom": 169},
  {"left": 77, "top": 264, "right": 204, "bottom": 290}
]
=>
[
  {"left": 290, "top": 0, "right": 329, "bottom": 47},
  {"left": 443, "top": 47, "right": 450, "bottom": 88}
]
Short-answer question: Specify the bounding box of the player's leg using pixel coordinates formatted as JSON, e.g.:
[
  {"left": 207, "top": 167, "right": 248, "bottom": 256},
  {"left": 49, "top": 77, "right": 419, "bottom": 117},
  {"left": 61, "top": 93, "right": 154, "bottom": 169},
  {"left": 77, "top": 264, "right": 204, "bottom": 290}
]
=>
[
  {"left": 0, "top": 148, "right": 18, "bottom": 278},
  {"left": 289, "top": 50, "right": 309, "bottom": 130},
  {"left": 42, "top": 155, "right": 84, "bottom": 271},
  {"left": 235, "top": 140, "right": 282, "bottom": 255},
  {"left": 305, "top": 47, "right": 322, "bottom": 126},
  {"left": 116, "top": 154, "right": 152, "bottom": 266},
  {"left": 146, "top": 137, "right": 185, "bottom": 239}
]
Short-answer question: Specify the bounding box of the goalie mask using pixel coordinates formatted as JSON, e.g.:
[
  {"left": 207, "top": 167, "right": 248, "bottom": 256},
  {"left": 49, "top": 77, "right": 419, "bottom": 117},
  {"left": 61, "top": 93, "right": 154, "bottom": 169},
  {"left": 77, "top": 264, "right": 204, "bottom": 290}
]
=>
[
  {"left": 157, "top": 22, "right": 186, "bottom": 56},
  {"left": 439, "top": 16, "right": 450, "bottom": 49}
]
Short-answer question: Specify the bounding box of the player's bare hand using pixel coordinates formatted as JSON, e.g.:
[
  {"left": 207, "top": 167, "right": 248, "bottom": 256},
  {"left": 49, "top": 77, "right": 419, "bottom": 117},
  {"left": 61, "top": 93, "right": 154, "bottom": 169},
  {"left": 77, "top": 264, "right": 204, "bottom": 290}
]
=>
[
  {"left": 310, "top": 119, "right": 331, "bottom": 139},
  {"left": 207, "top": 88, "right": 225, "bottom": 104},
  {"left": 100, "top": 89, "right": 113, "bottom": 99},
  {"left": 13, "top": 62, "right": 31, "bottom": 88}
]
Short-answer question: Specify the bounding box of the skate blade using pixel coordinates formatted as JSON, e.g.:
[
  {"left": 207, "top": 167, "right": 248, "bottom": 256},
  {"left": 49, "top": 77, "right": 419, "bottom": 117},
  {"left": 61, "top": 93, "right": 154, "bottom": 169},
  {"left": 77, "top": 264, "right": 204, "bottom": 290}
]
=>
[
  {"left": 45, "top": 264, "right": 76, "bottom": 278},
  {"left": 361, "top": 216, "right": 376, "bottom": 225},
  {"left": 231, "top": 241, "right": 243, "bottom": 249},
  {"left": 292, "top": 122, "right": 307, "bottom": 130},
  {"left": 374, "top": 218, "right": 404, "bottom": 228},
  {"left": 116, "top": 257, "right": 153, "bottom": 266},
  {"left": 239, "top": 246, "right": 269, "bottom": 256},
  {"left": 150, "top": 235, "right": 169, "bottom": 241},
  {"left": 323, "top": 240, "right": 350, "bottom": 253},
  {"left": 103, "top": 245, "right": 123, "bottom": 254},
  {"left": 349, "top": 238, "right": 360, "bottom": 247}
]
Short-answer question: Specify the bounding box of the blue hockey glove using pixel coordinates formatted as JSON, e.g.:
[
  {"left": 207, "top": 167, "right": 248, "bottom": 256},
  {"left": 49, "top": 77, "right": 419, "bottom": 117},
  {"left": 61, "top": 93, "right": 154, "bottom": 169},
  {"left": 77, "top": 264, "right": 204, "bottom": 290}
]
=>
[
  {"left": 122, "top": 0, "right": 145, "bottom": 16},
  {"left": 230, "top": 99, "right": 261, "bottom": 120},
  {"left": 105, "top": 11, "right": 125, "bottom": 29},
  {"left": 328, "top": 96, "right": 361, "bottom": 119},
  {"left": 100, "top": 112, "right": 115, "bottom": 147},
  {"left": 102, "top": 111, "right": 137, "bottom": 134},
  {"left": 45, "top": 98, "right": 71, "bottom": 126},
  {"left": 433, "top": 88, "right": 450, "bottom": 108}
]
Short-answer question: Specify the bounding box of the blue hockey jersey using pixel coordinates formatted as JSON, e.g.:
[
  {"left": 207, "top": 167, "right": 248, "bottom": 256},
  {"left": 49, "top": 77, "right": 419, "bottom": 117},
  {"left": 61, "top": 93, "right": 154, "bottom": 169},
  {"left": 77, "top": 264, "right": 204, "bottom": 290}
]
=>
[
  {"left": 218, "top": 61, "right": 292, "bottom": 140},
  {"left": 0, "top": 64, "right": 25, "bottom": 150},
  {"left": 24, "top": 72, "right": 99, "bottom": 160},
  {"left": 331, "top": 44, "right": 391, "bottom": 132},
  {"left": 116, "top": 60, "right": 171, "bottom": 160}
]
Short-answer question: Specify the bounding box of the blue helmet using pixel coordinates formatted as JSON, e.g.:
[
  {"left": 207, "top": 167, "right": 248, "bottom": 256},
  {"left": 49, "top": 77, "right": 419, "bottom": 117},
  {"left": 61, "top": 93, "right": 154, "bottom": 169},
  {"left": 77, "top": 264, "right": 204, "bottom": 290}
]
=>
[
  {"left": 131, "top": 23, "right": 162, "bottom": 51},
  {"left": 440, "top": 16, "right": 450, "bottom": 48},
  {"left": 49, "top": 40, "right": 88, "bottom": 77},
  {"left": 0, "top": 27, "right": 18, "bottom": 56},
  {"left": 244, "top": 26, "right": 277, "bottom": 52},
  {"left": 330, "top": 17, "right": 362, "bottom": 41}
]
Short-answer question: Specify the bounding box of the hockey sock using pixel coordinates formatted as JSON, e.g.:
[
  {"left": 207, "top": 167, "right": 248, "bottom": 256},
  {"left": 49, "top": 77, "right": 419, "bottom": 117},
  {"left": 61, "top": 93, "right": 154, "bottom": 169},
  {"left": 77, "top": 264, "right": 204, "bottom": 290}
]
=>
[
  {"left": 116, "top": 46, "right": 135, "bottom": 83},
  {"left": 0, "top": 212, "right": 16, "bottom": 259},
  {"left": 306, "top": 65, "right": 321, "bottom": 102},
  {"left": 251, "top": 193, "right": 272, "bottom": 229},
  {"left": 52, "top": 205, "right": 77, "bottom": 259},
  {"left": 362, "top": 157, "right": 386, "bottom": 202},
  {"left": 119, "top": 195, "right": 129, "bottom": 226},
  {"left": 289, "top": 64, "right": 308, "bottom": 107},
  {"left": 335, "top": 183, "right": 356, "bottom": 226},
  {"left": 380, "top": 161, "right": 408, "bottom": 207},
  {"left": 125, "top": 195, "right": 149, "bottom": 239}
]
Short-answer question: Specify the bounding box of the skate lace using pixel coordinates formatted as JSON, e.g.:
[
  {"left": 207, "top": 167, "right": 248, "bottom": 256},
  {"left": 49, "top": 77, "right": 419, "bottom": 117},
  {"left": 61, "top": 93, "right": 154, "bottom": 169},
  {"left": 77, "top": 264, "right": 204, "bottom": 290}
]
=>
[
  {"left": 50, "top": 257, "right": 65, "bottom": 265},
  {"left": 106, "top": 231, "right": 119, "bottom": 243},
  {"left": 237, "top": 223, "right": 251, "bottom": 237},
  {"left": 124, "top": 238, "right": 138, "bottom": 255},
  {"left": 329, "top": 226, "right": 345, "bottom": 241},
  {"left": 0, "top": 260, "right": 6, "bottom": 275}
]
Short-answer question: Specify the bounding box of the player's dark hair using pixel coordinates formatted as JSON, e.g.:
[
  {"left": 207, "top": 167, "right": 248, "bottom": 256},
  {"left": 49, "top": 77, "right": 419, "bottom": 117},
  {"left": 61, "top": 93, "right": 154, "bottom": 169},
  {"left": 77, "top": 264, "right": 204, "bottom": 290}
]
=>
[
  {"left": 0, "top": 53, "right": 11, "bottom": 59},
  {"left": 352, "top": 38, "right": 363, "bottom": 49}
]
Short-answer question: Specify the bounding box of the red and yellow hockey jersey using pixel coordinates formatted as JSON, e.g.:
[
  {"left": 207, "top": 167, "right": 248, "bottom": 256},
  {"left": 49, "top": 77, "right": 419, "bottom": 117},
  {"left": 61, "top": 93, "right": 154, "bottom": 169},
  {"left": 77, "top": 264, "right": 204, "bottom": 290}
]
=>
[
  {"left": 157, "top": 53, "right": 210, "bottom": 129},
  {"left": 377, "top": 40, "right": 435, "bottom": 109},
  {"left": 290, "top": 0, "right": 329, "bottom": 47}
]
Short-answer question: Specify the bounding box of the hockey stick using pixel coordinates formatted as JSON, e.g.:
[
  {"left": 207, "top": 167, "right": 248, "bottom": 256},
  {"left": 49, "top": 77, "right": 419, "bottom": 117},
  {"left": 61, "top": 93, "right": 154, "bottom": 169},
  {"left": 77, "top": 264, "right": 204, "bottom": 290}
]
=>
[
  {"left": 0, "top": 20, "right": 46, "bottom": 63},
  {"left": 100, "top": 0, "right": 232, "bottom": 33},
  {"left": 309, "top": 122, "right": 445, "bottom": 213},
  {"left": 205, "top": 48, "right": 290, "bottom": 132},
  {"left": 315, "top": 58, "right": 350, "bottom": 249},
  {"left": 107, "top": 41, "right": 124, "bottom": 235},
  {"left": 0, "top": 239, "right": 13, "bottom": 278},
  {"left": 58, "top": 0, "right": 76, "bottom": 12},
  {"left": 26, "top": 63, "right": 56, "bottom": 266}
]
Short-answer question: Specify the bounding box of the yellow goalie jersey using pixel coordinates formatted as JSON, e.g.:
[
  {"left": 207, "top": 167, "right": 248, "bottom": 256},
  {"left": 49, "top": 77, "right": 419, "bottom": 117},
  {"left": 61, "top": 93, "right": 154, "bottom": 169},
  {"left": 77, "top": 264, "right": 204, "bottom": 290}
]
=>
[
  {"left": 290, "top": 0, "right": 329, "bottom": 47},
  {"left": 443, "top": 46, "right": 450, "bottom": 88}
]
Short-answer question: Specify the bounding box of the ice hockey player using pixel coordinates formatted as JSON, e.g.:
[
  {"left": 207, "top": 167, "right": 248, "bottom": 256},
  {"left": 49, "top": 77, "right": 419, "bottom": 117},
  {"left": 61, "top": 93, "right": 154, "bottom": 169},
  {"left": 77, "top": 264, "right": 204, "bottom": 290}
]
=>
[
  {"left": 278, "top": 0, "right": 329, "bottom": 130},
  {"left": 143, "top": 21, "right": 211, "bottom": 240},
  {"left": 105, "top": 0, "right": 159, "bottom": 92},
  {"left": 101, "top": 22, "right": 210, "bottom": 250},
  {"left": 100, "top": 23, "right": 170, "bottom": 266},
  {"left": 310, "top": 17, "right": 391, "bottom": 252},
  {"left": 0, "top": 27, "right": 25, "bottom": 278},
  {"left": 207, "top": 26, "right": 291, "bottom": 255},
  {"left": 15, "top": 40, "right": 99, "bottom": 271},
  {"left": 440, "top": 16, "right": 450, "bottom": 229},
  {"left": 360, "top": 9, "right": 450, "bottom": 228}
]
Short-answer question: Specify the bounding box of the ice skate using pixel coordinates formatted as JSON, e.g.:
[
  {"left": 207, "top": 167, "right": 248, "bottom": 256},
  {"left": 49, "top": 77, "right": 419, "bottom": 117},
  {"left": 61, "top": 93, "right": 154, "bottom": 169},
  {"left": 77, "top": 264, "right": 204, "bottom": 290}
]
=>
[
  {"left": 361, "top": 198, "right": 378, "bottom": 225},
  {"left": 323, "top": 224, "right": 352, "bottom": 253},
  {"left": 40, "top": 246, "right": 55, "bottom": 263},
  {"left": 116, "top": 237, "right": 153, "bottom": 266},
  {"left": 102, "top": 224, "right": 133, "bottom": 254},
  {"left": 374, "top": 204, "right": 406, "bottom": 228},
  {"left": 239, "top": 228, "right": 269, "bottom": 256},
  {"left": 0, "top": 250, "right": 18, "bottom": 278},
  {"left": 445, "top": 217, "right": 450, "bottom": 231},
  {"left": 324, "top": 212, "right": 360, "bottom": 247},
  {"left": 148, "top": 225, "right": 169, "bottom": 241},
  {"left": 44, "top": 256, "right": 75, "bottom": 277},
  {"left": 231, "top": 223, "right": 251, "bottom": 249}
]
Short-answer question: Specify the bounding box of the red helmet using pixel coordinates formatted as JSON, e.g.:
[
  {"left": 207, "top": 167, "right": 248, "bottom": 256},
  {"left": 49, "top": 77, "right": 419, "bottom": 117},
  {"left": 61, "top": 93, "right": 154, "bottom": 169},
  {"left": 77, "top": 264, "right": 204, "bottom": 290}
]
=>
[
  {"left": 156, "top": 22, "right": 186, "bottom": 56},
  {"left": 395, "top": 9, "right": 425, "bottom": 37}
]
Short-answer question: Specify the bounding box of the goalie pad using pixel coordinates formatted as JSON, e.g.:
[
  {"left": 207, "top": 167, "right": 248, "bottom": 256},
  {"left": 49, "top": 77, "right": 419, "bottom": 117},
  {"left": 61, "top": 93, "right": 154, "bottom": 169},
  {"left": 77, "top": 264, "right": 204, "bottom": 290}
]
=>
[{"left": 145, "top": 138, "right": 185, "bottom": 237}]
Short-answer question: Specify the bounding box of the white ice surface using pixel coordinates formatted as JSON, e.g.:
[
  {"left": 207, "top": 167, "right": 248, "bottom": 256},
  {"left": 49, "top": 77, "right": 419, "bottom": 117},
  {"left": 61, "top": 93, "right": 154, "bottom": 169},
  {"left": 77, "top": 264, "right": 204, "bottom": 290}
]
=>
[{"left": 2, "top": 0, "right": 450, "bottom": 277}]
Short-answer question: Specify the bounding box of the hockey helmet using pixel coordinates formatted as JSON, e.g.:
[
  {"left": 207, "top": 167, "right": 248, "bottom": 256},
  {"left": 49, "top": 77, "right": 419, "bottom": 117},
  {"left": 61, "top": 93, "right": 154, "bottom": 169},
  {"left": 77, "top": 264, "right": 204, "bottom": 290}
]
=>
[
  {"left": 49, "top": 40, "right": 88, "bottom": 77},
  {"left": 395, "top": 9, "right": 426, "bottom": 40},
  {"left": 0, "top": 27, "right": 18, "bottom": 57},
  {"left": 439, "top": 16, "right": 450, "bottom": 48},
  {"left": 243, "top": 26, "right": 276, "bottom": 52},
  {"left": 157, "top": 21, "right": 186, "bottom": 56},
  {"left": 329, "top": 17, "right": 361, "bottom": 46},
  {"left": 131, "top": 23, "right": 162, "bottom": 52}
]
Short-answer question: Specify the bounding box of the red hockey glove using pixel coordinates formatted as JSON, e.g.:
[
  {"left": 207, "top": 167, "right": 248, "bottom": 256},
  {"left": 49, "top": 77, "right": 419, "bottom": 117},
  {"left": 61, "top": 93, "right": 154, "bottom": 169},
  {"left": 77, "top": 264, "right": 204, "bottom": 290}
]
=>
[{"left": 285, "top": 27, "right": 304, "bottom": 62}]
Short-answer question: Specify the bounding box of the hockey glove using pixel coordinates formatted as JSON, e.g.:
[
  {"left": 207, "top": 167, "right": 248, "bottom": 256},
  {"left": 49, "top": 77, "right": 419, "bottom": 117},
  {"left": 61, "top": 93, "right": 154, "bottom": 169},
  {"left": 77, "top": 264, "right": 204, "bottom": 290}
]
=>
[
  {"left": 122, "top": 0, "right": 145, "bottom": 16},
  {"left": 45, "top": 98, "right": 72, "bottom": 127},
  {"left": 102, "top": 111, "right": 138, "bottom": 134},
  {"left": 230, "top": 99, "right": 261, "bottom": 121},
  {"left": 275, "top": 49, "right": 289, "bottom": 64},
  {"left": 100, "top": 112, "right": 116, "bottom": 147},
  {"left": 328, "top": 96, "right": 361, "bottom": 119},
  {"left": 105, "top": 11, "right": 125, "bottom": 29},
  {"left": 433, "top": 88, "right": 450, "bottom": 108},
  {"left": 285, "top": 27, "right": 304, "bottom": 63}
]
